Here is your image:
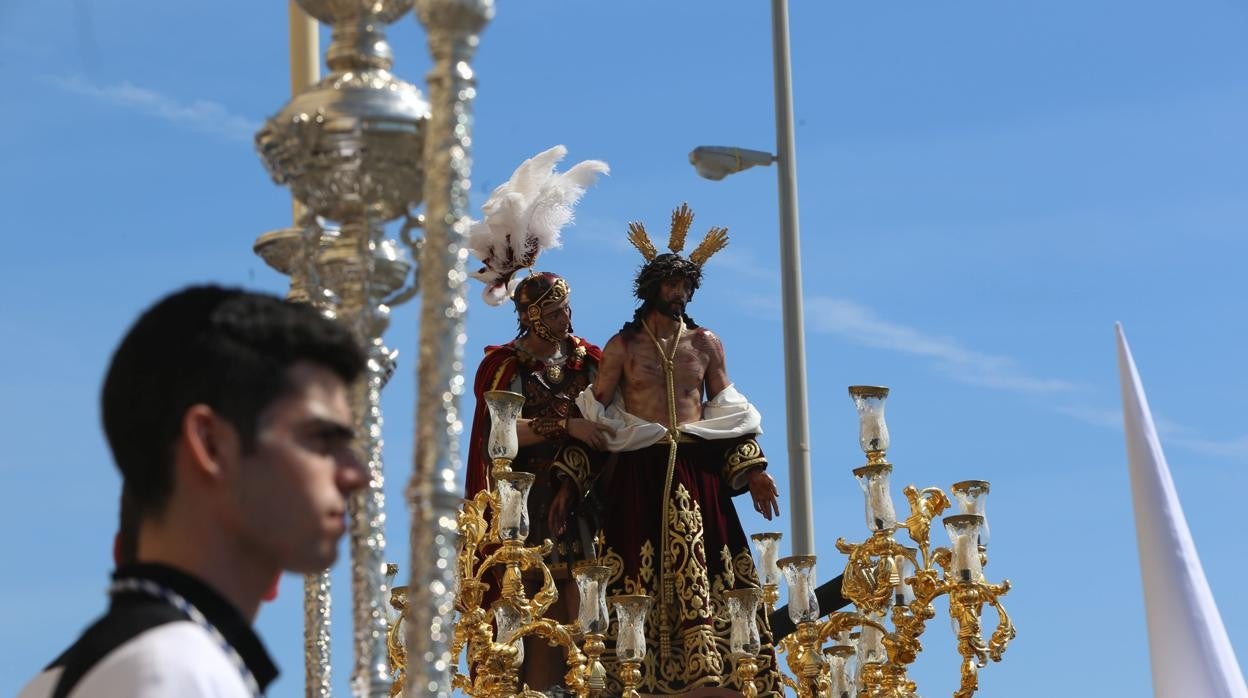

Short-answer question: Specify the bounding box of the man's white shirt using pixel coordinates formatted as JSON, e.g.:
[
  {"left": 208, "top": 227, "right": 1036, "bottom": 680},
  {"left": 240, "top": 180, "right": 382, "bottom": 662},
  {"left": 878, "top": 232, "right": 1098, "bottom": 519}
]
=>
[
  {"left": 20, "top": 621, "right": 254, "bottom": 697},
  {"left": 17, "top": 564, "right": 277, "bottom": 698}
]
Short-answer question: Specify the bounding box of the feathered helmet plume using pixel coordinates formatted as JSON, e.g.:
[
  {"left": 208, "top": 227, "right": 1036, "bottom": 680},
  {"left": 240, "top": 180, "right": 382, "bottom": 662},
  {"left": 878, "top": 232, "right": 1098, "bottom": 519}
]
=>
[{"left": 468, "top": 145, "right": 609, "bottom": 306}]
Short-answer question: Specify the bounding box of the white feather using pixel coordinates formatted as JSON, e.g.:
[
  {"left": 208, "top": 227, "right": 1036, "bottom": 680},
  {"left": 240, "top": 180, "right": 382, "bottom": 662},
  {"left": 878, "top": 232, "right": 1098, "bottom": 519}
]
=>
[{"left": 467, "top": 145, "right": 609, "bottom": 305}]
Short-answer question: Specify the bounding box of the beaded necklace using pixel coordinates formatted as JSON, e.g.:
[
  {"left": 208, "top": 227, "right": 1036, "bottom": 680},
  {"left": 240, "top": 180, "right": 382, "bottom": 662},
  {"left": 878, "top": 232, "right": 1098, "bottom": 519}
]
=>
[{"left": 109, "top": 577, "right": 261, "bottom": 697}]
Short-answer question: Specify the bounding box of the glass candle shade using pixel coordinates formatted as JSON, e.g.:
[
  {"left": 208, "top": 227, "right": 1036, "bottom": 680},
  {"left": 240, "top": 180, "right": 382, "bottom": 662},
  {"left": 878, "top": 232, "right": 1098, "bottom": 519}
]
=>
[
  {"left": 492, "top": 600, "right": 529, "bottom": 667},
  {"left": 483, "top": 390, "right": 525, "bottom": 463},
  {"left": 573, "top": 563, "right": 612, "bottom": 635},
  {"left": 723, "top": 588, "right": 762, "bottom": 657},
  {"left": 951, "top": 480, "right": 991, "bottom": 547},
  {"left": 944, "top": 514, "right": 987, "bottom": 583},
  {"left": 853, "top": 464, "right": 898, "bottom": 532},
  {"left": 826, "top": 646, "right": 856, "bottom": 698},
  {"left": 495, "top": 472, "right": 535, "bottom": 542},
  {"left": 894, "top": 547, "right": 917, "bottom": 606},
  {"left": 610, "top": 595, "right": 653, "bottom": 662},
  {"left": 777, "top": 555, "right": 819, "bottom": 624},
  {"left": 858, "top": 623, "right": 886, "bottom": 665},
  {"left": 750, "top": 532, "right": 783, "bottom": 587},
  {"left": 848, "top": 386, "right": 890, "bottom": 456}
]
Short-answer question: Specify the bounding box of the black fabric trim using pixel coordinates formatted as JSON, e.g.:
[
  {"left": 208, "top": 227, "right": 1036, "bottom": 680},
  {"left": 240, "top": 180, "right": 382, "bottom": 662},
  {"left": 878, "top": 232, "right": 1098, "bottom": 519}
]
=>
[
  {"left": 49, "top": 597, "right": 185, "bottom": 698},
  {"left": 47, "top": 563, "right": 278, "bottom": 697}
]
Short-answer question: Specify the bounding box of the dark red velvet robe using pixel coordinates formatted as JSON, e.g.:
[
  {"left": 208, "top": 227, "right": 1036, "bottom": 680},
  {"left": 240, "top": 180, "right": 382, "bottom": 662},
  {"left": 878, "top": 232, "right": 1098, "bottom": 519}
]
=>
[{"left": 598, "top": 436, "right": 781, "bottom": 696}]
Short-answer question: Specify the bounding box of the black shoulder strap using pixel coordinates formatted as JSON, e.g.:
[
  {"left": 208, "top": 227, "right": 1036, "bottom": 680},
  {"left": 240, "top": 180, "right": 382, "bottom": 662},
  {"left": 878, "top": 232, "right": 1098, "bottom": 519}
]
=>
[{"left": 50, "top": 599, "right": 185, "bottom": 698}]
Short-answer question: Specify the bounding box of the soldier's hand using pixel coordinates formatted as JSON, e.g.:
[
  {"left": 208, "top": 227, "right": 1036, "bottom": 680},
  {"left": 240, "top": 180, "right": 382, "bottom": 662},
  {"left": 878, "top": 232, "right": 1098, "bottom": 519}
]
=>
[
  {"left": 568, "top": 418, "right": 615, "bottom": 450},
  {"left": 747, "top": 469, "right": 780, "bottom": 521},
  {"left": 548, "top": 476, "right": 578, "bottom": 536}
]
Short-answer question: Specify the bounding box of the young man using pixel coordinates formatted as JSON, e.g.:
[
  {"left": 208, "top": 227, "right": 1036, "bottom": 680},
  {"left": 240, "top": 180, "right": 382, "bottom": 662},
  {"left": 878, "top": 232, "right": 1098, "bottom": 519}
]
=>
[
  {"left": 577, "top": 206, "right": 782, "bottom": 695},
  {"left": 20, "top": 285, "right": 367, "bottom": 697}
]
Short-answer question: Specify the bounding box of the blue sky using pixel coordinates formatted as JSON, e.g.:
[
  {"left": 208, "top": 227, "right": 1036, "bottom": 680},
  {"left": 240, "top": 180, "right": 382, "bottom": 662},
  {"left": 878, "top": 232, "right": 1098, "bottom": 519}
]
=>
[{"left": 2, "top": 1, "right": 1246, "bottom": 695}]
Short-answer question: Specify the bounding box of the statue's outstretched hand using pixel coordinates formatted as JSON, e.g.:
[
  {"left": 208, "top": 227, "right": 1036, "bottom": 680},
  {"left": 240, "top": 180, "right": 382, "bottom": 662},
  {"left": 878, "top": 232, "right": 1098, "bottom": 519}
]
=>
[{"left": 747, "top": 469, "right": 780, "bottom": 521}]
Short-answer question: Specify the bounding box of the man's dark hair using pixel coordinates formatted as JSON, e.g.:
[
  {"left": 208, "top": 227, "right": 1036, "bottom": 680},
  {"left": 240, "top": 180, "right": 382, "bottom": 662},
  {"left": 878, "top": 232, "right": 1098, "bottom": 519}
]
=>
[
  {"left": 101, "top": 285, "right": 365, "bottom": 518},
  {"left": 624, "top": 253, "right": 701, "bottom": 331},
  {"left": 116, "top": 485, "right": 138, "bottom": 566}
]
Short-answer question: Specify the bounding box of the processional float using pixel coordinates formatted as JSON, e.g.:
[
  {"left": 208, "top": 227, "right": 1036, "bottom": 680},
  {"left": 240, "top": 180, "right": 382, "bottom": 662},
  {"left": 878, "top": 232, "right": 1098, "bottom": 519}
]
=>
[{"left": 249, "top": 2, "right": 1016, "bottom": 696}]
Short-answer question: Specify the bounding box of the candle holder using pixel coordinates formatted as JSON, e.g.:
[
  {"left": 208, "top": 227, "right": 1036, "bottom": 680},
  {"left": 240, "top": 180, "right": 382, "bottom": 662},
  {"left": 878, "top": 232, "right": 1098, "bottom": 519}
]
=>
[
  {"left": 944, "top": 515, "right": 986, "bottom": 584},
  {"left": 951, "top": 480, "right": 991, "bottom": 548},
  {"left": 750, "top": 532, "right": 783, "bottom": 613},
  {"left": 775, "top": 555, "right": 829, "bottom": 697},
  {"left": 483, "top": 390, "right": 525, "bottom": 478},
  {"left": 492, "top": 599, "right": 529, "bottom": 669},
  {"left": 494, "top": 471, "right": 534, "bottom": 544},
  {"left": 825, "top": 643, "right": 856, "bottom": 698},
  {"left": 573, "top": 563, "right": 613, "bottom": 694},
  {"left": 778, "top": 555, "right": 820, "bottom": 625},
  {"left": 724, "top": 588, "right": 763, "bottom": 698},
  {"left": 854, "top": 463, "right": 899, "bottom": 533},
  {"left": 609, "top": 594, "right": 653, "bottom": 698},
  {"left": 848, "top": 385, "right": 890, "bottom": 464}
]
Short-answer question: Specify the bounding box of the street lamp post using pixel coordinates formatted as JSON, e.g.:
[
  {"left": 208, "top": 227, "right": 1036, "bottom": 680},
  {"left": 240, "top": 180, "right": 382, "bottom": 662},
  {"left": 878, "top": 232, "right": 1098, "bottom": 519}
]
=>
[{"left": 688, "top": 0, "right": 814, "bottom": 556}]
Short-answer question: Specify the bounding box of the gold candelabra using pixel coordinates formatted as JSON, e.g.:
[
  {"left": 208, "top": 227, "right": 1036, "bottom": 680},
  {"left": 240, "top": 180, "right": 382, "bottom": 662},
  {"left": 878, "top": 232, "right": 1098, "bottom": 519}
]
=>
[
  {"left": 742, "top": 386, "right": 1016, "bottom": 698},
  {"left": 386, "top": 384, "right": 1013, "bottom": 697},
  {"left": 426, "top": 390, "right": 656, "bottom": 697}
]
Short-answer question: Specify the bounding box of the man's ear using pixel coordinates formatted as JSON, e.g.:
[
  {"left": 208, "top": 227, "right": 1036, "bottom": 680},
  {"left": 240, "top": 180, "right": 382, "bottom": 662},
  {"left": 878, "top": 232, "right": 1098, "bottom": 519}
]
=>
[{"left": 181, "top": 404, "right": 236, "bottom": 481}]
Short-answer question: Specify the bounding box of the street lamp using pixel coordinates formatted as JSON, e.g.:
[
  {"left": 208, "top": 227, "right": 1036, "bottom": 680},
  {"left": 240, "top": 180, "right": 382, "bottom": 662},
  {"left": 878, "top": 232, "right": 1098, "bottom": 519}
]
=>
[{"left": 688, "top": 0, "right": 815, "bottom": 556}]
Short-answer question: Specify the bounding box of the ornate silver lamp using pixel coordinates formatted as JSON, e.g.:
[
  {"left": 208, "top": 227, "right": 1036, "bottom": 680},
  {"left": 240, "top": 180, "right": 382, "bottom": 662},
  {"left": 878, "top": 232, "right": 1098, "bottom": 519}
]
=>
[{"left": 255, "top": 1, "right": 429, "bottom": 696}]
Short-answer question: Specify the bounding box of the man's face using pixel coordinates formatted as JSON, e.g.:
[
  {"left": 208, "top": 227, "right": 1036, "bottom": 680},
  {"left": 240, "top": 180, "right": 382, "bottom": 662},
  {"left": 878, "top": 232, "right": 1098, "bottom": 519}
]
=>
[
  {"left": 528, "top": 297, "right": 572, "bottom": 343},
  {"left": 229, "top": 361, "right": 365, "bottom": 573},
  {"left": 655, "top": 276, "right": 693, "bottom": 319}
]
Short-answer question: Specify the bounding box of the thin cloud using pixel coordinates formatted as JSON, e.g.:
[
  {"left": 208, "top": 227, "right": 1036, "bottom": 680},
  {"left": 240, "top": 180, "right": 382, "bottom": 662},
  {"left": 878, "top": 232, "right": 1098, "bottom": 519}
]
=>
[
  {"left": 1059, "top": 402, "right": 1248, "bottom": 461},
  {"left": 1055, "top": 405, "right": 1122, "bottom": 429},
  {"left": 49, "top": 75, "right": 259, "bottom": 143},
  {"left": 744, "top": 294, "right": 1245, "bottom": 461},
  {"left": 805, "top": 296, "right": 1076, "bottom": 394},
  {"left": 1168, "top": 435, "right": 1248, "bottom": 460}
]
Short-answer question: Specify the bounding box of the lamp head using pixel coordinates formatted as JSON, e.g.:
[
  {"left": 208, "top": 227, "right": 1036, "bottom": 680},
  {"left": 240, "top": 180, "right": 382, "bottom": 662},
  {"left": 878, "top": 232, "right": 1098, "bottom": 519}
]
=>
[{"left": 688, "top": 146, "right": 775, "bottom": 181}]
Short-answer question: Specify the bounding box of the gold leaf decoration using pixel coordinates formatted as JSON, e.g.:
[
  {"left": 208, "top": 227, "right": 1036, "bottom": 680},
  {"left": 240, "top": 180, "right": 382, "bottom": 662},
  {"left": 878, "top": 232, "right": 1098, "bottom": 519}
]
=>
[
  {"left": 688, "top": 226, "right": 729, "bottom": 266},
  {"left": 627, "top": 221, "right": 659, "bottom": 261},
  {"left": 668, "top": 202, "right": 694, "bottom": 254}
]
